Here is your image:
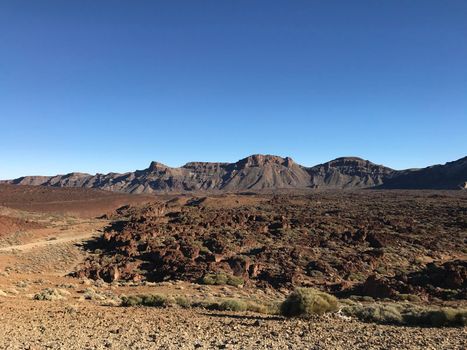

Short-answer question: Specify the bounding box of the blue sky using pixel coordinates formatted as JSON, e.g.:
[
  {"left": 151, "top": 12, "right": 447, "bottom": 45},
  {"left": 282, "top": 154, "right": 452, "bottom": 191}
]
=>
[{"left": 1, "top": 1, "right": 466, "bottom": 179}]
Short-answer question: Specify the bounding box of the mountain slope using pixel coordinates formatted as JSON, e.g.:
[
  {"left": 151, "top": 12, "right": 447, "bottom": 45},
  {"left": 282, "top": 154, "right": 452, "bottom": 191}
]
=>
[
  {"left": 379, "top": 156, "right": 467, "bottom": 190},
  {"left": 308, "top": 157, "right": 395, "bottom": 189},
  {"left": 5, "top": 155, "right": 313, "bottom": 193},
  {"left": 3, "top": 154, "right": 466, "bottom": 193}
]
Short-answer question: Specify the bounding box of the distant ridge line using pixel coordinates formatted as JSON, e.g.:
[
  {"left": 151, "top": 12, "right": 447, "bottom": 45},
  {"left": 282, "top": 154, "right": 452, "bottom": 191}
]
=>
[{"left": 2, "top": 154, "right": 466, "bottom": 193}]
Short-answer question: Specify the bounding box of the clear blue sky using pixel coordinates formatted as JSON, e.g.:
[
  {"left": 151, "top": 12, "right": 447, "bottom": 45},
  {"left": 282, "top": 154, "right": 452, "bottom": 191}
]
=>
[{"left": 1, "top": 1, "right": 466, "bottom": 179}]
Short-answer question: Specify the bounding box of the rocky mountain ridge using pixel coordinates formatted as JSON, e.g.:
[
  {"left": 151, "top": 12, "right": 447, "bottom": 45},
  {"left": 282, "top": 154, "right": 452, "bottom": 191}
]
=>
[{"left": 2, "top": 154, "right": 466, "bottom": 193}]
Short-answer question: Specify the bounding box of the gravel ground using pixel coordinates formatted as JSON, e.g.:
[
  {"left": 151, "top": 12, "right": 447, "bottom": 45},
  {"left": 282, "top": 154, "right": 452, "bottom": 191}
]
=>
[{"left": 0, "top": 300, "right": 465, "bottom": 350}]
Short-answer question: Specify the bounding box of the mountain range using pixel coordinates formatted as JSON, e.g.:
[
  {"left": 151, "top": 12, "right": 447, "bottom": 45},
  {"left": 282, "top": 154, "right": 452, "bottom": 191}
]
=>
[{"left": 2, "top": 154, "right": 466, "bottom": 193}]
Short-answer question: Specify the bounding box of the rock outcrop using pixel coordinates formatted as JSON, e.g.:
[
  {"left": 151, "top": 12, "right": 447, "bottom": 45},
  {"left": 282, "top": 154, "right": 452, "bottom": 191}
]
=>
[{"left": 74, "top": 191, "right": 467, "bottom": 300}]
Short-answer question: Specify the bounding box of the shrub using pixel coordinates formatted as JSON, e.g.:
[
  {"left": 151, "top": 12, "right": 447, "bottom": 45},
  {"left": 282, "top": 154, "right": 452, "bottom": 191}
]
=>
[
  {"left": 245, "top": 301, "right": 268, "bottom": 314},
  {"left": 280, "top": 288, "right": 338, "bottom": 317},
  {"left": 175, "top": 296, "right": 191, "bottom": 308},
  {"left": 201, "top": 273, "right": 244, "bottom": 287},
  {"left": 226, "top": 275, "right": 245, "bottom": 287},
  {"left": 201, "top": 273, "right": 227, "bottom": 285},
  {"left": 121, "top": 294, "right": 167, "bottom": 307},
  {"left": 403, "top": 307, "right": 467, "bottom": 327},
  {"left": 266, "top": 301, "right": 282, "bottom": 315},
  {"left": 120, "top": 295, "right": 142, "bottom": 306},
  {"left": 119, "top": 293, "right": 277, "bottom": 315},
  {"left": 343, "top": 303, "right": 467, "bottom": 327},
  {"left": 343, "top": 304, "right": 403, "bottom": 324},
  {"left": 218, "top": 299, "right": 248, "bottom": 312},
  {"left": 349, "top": 295, "right": 375, "bottom": 302},
  {"left": 397, "top": 294, "right": 421, "bottom": 302},
  {"left": 33, "top": 288, "right": 68, "bottom": 301}
]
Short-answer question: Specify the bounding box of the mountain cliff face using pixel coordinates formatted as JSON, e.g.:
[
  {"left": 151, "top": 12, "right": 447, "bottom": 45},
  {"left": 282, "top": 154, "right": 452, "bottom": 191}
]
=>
[
  {"left": 379, "top": 156, "right": 467, "bottom": 190},
  {"left": 3, "top": 154, "right": 466, "bottom": 193},
  {"left": 6, "top": 155, "right": 312, "bottom": 193},
  {"left": 308, "top": 157, "right": 395, "bottom": 189}
]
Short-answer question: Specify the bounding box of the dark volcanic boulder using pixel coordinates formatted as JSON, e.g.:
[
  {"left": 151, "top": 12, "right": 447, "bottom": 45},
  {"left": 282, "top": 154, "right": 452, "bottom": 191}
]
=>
[{"left": 408, "top": 260, "right": 467, "bottom": 290}]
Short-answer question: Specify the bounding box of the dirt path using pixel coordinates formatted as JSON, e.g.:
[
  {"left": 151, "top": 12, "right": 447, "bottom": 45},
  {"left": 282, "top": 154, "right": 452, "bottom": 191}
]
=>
[{"left": 0, "top": 231, "right": 97, "bottom": 252}]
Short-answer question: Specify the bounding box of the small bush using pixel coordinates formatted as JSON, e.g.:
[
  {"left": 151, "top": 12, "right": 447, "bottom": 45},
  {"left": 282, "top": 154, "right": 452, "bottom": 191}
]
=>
[
  {"left": 343, "top": 303, "right": 467, "bottom": 328},
  {"left": 343, "top": 304, "right": 403, "bottom": 324},
  {"left": 226, "top": 275, "right": 245, "bottom": 287},
  {"left": 175, "top": 296, "right": 191, "bottom": 308},
  {"left": 33, "top": 288, "right": 69, "bottom": 301},
  {"left": 266, "top": 301, "right": 282, "bottom": 315},
  {"left": 201, "top": 273, "right": 227, "bottom": 285},
  {"left": 201, "top": 273, "right": 244, "bottom": 287},
  {"left": 349, "top": 295, "right": 375, "bottom": 302},
  {"left": 120, "top": 295, "right": 142, "bottom": 306},
  {"left": 218, "top": 299, "right": 248, "bottom": 312},
  {"left": 396, "top": 294, "right": 422, "bottom": 302},
  {"left": 121, "top": 294, "right": 167, "bottom": 307},
  {"left": 280, "top": 288, "right": 338, "bottom": 317},
  {"left": 403, "top": 307, "right": 467, "bottom": 327},
  {"left": 245, "top": 301, "right": 268, "bottom": 314}
]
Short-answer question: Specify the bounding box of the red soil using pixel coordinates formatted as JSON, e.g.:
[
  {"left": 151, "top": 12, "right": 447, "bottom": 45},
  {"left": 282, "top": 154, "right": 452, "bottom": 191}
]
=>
[{"left": 0, "top": 184, "right": 155, "bottom": 218}]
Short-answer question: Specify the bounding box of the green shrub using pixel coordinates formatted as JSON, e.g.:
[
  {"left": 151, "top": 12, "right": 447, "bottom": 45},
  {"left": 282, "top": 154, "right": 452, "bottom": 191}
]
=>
[
  {"left": 403, "top": 307, "right": 467, "bottom": 327},
  {"left": 201, "top": 273, "right": 227, "bottom": 285},
  {"left": 280, "top": 288, "right": 338, "bottom": 317},
  {"left": 218, "top": 299, "right": 248, "bottom": 312},
  {"left": 349, "top": 295, "right": 375, "bottom": 302},
  {"left": 343, "top": 304, "right": 403, "bottom": 324},
  {"left": 120, "top": 295, "right": 142, "bottom": 306},
  {"left": 266, "top": 301, "right": 282, "bottom": 315},
  {"left": 175, "top": 296, "right": 191, "bottom": 308},
  {"left": 397, "top": 294, "right": 422, "bottom": 302},
  {"left": 33, "top": 288, "right": 67, "bottom": 301},
  {"left": 121, "top": 294, "right": 167, "bottom": 307},
  {"left": 226, "top": 275, "right": 245, "bottom": 287},
  {"left": 343, "top": 303, "right": 467, "bottom": 328},
  {"left": 201, "top": 273, "right": 244, "bottom": 287},
  {"left": 191, "top": 300, "right": 221, "bottom": 310},
  {"left": 245, "top": 301, "right": 268, "bottom": 314}
]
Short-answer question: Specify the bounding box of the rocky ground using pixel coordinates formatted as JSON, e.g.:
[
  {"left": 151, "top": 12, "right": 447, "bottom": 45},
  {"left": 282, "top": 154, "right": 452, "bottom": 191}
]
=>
[
  {"left": 1, "top": 299, "right": 466, "bottom": 350},
  {"left": 77, "top": 191, "right": 467, "bottom": 302},
  {"left": 0, "top": 189, "right": 465, "bottom": 349}
]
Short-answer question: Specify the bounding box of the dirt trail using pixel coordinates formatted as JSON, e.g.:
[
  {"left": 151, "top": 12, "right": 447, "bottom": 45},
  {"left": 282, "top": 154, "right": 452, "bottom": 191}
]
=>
[{"left": 0, "top": 231, "right": 97, "bottom": 252}]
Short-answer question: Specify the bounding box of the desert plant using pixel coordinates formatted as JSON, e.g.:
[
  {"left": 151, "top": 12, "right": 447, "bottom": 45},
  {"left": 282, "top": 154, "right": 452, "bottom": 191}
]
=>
[
  {"left": 280, "top": 288, "right": 338, "bottom": 317},
  {"left": 226, "top": 275, "right": 245, "bottom": 287},
  {"left": 343, "top": 303, "right": 467, "bottom": 327},
  {"left": 403, "top": 307, "right": 467, "bottom": 327},
  {"left": 120, "top": 295, "right": 143, "bottom": 306},
  {"left": 201, "top": 273, "right": 244, "bottom": 287},
  {"left": 396, "top": 293, "right": 421, "bottom": 302},
  {"left": 201, "top": 273, "right": 228, "bottom": 285},
  {"left": 33, "top": 288, "right": 68, "bottom": 301},
  {"left": 343, "top": 304, "right": 403, "bottom": 324},
  {"left": 120, "top": 294, "right": 167, "bottom": 307},
  {"left": 218, "top": 299, "right": 248, "bottom": 312},
  {"left": 245, "top": 301, "right": 268, "bottom": 314},
  {"left": 174, "top": 296, "right": 191, "bottom": 308}
]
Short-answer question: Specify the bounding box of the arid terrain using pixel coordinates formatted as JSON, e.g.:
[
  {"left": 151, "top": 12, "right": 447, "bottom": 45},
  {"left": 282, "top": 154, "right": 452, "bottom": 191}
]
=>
[{"left": 0, "top": 186, "right": 465, "bottom": 349}]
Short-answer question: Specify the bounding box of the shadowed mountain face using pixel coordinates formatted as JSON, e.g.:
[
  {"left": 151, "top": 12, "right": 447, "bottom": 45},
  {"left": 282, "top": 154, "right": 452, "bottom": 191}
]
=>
[
  {"left": 379, "top": 156, "right": 467, "bottom": 190},
  {"left": 3, "top": 154, "right": 466, "bottom": 193}
]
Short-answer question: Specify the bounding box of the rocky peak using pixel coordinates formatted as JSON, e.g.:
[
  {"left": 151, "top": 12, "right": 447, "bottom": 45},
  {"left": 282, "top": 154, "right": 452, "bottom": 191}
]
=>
[
  {"left": 148, "top": 161, "right": 170, "bottom": 171},
  {"left": 182, "top": 162, "right": 228, "bottom": 170},
  {"left": 236, "top": 154, "right": 295, "bottom": 168},
  {"left": 327, "top": 157, "right": 370, "bottom": 167},
  {"left": 317, "top": 157, "right": 393, "bottom": 173}
]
